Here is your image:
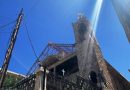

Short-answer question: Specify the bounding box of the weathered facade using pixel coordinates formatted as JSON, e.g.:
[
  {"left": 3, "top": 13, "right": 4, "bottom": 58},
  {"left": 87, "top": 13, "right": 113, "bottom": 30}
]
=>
[
  {"left": 40, "top": 15, "right": 130, "bottom": 90},
  {"left": 13, "top": 15, "right": 130, "bottom": 90}
]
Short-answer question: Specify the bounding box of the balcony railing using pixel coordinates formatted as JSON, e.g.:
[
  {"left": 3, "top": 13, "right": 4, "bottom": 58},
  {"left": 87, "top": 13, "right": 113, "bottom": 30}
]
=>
[
  {"left": 47, "top": 73, "right": 101, "bottom": 90},
  {"left": 12, "top": 71, "right": 102, "bottom": 90}
]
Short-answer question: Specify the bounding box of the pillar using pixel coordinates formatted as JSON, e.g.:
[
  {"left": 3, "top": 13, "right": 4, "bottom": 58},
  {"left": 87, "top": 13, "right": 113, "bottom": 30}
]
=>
[{"left": 34, "top": 66, "right": 49, "bottom": 90}]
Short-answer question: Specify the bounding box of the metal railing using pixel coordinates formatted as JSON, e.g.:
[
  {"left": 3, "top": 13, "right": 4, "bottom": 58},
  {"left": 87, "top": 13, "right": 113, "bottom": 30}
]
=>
[
  {"left": 12, "top": 74, "right": 36, "bottom": 90},
  {"left": 47, "top": 73, "right": 101, "bottom": 90}
]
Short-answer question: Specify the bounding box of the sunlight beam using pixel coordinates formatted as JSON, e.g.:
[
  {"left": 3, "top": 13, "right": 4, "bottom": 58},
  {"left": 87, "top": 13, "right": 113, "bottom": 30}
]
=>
[{"left": 91, "top": 0, "right": 103, "bottom": 33}]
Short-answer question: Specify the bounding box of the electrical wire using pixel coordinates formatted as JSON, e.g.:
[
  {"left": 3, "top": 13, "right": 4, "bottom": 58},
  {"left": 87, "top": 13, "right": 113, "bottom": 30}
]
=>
[
  {"left": 22, "top": 0, "right": 42, "bottom": 75},
  {"left": 24, "top": 20, "right": 38, "bottom": 59},
  {"left": 23, "top": 0, "right": 41, "bottom": 62},
  {"left": 0, "top": 20, "right": 16, "bottom": 30},
  {"left": 0, "top": 5, "right": 40, "bottom": 75},
  {"left": 0, "top": 15, "right": 16, "bottom": 20},
  {"left": 24, "top": 19, "right": 41, "bottom": 76},
  {"left": 0, "top": 24, "right": 14, "bottom": 64},
  {"left": 0, "top": 0, "right": 41, "bottom": 76},
  {"left": 0, "top": 0, "right": 42, "bottom": 75},
  {"left": 12, "top": 54, "right": 29, "bottom": 71},
  {"left": 0, "top": 32, "right": 11, "bottom": 34}
]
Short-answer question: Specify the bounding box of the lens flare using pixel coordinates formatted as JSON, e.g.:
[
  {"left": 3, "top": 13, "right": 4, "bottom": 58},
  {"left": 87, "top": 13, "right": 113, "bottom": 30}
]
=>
[{"left": 91, "top": 0, "right": 103, "bottom": 33}]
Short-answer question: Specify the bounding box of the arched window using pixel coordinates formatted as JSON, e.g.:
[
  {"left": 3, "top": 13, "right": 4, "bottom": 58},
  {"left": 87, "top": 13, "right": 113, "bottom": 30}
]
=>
[{"left": 89, "top": 71, "right": 97, "bottom": 84}]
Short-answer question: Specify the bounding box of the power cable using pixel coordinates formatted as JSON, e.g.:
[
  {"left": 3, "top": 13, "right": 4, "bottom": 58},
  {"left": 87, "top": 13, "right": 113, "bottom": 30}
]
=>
[
  {"left": 0, "top": 24, "right": 14, "bottom": 63},
  {"left": 24, "top": 19, "right": 38, "bottom": 59},
  {"left": 12, "top": 54, "right": 29, "bottom": 71},
  {"left": 19, "top": 0, "right": 41, "bottom": 59},
  {"left": 20, "top": 0, "right": 41, "bottom": 75},
  {"left": 22, "top": 0, "right": 41, "bottom": 59},
  {"left": 0, "top": 20, "right": 16, "bottom": 30},
  {"left": 0, "top": 15, "right": 16, "bottom": 20},
  {"left": 24, "top": 20, "right": 40, "bottom": 76},
  {"left": 0, "top": 32, "right": 11, "bottom": 34}
]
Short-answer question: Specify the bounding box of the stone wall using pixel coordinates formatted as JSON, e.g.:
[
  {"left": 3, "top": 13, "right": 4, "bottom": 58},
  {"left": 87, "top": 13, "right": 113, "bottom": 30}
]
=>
[
  {"left": 94, "top": 40, "right": 130, "bottom": 90},
  {"left": 73, "top": 16, "right": 100, "bottom": 78}
]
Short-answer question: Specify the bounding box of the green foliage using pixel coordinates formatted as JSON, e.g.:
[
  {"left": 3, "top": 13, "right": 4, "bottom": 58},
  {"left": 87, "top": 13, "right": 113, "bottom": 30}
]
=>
[
  {"left": 3, "top": 76, "right": 16, "bottom": 87},
  {"left": 0, "top": 74, "right": 23, "bottom": 87}
]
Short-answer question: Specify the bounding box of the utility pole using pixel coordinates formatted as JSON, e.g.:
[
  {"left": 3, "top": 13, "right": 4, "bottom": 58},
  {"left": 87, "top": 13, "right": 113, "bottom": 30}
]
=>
[{"left": 0, "top": 9, "right": 23, "bottom": 88}]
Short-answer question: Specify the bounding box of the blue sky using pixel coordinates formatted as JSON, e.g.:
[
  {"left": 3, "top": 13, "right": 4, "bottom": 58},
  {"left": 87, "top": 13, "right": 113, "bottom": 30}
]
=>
[{"left": 0, "top": 0, "right": 130, "bottom": 81}]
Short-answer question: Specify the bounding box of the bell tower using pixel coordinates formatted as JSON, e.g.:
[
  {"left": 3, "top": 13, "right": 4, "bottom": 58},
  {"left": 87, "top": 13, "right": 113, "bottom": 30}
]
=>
[{"left": 73, "top": 14, "right": 100, "bottom": 78}]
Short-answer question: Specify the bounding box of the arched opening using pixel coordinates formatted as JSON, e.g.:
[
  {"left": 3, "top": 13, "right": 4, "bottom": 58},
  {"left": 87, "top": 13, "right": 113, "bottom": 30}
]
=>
[{"left": 89, "top": 71, "right": 98, "bottom": 84}]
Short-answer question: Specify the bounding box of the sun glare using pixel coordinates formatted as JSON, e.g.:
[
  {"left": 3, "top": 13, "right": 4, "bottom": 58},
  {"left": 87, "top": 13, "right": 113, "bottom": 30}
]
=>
[{"left": 91, "top": 0, "right": 103, "bottom": 33}]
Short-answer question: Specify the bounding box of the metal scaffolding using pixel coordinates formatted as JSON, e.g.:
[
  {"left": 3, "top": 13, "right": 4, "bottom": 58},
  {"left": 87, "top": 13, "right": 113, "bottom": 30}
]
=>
[{"left": 26, "top": 43, "right": 75, "bottom": 76}]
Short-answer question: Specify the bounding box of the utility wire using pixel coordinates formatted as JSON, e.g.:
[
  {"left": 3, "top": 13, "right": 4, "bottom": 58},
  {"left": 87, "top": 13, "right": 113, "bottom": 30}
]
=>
[
  {"left": 0, "top": 24, "right": 14, "bottom": 62},
  {"left": 0, "top": 15, "right": 16, "bottom": 20},
  {"left": 20, "top": 0, "right": 41, "bottom": 75},
  {"left": 24, "top": 19, "right": 38, "bottom": 59},
  {"left": 12, "top": 54, "right": 29, "bottom": 71},
  {"left": 0, "top": 20, "right": 16, "bottom": 30},
  {"left": 23, "top": 0, "right": 41, "bottom": 59},
  {"left": 0, "top": 32, "right": 11, "bottom": 34},
  {"left": 24, "top": 20, "right": 40, "bottom": 76}
]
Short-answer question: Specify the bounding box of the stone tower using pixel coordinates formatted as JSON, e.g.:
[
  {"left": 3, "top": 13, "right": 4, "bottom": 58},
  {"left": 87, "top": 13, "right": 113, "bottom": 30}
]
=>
[
  {"left": 73, "top": 15, "right": 100, "bottom": 78},
  {"left": 73, "top": 15, "right": 130, "bottom": 90}
]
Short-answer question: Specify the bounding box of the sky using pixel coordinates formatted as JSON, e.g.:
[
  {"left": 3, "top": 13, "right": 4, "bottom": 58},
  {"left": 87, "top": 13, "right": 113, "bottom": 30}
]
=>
[{"left": 0, "top": 0, "right": 130, "bottom": 81}]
